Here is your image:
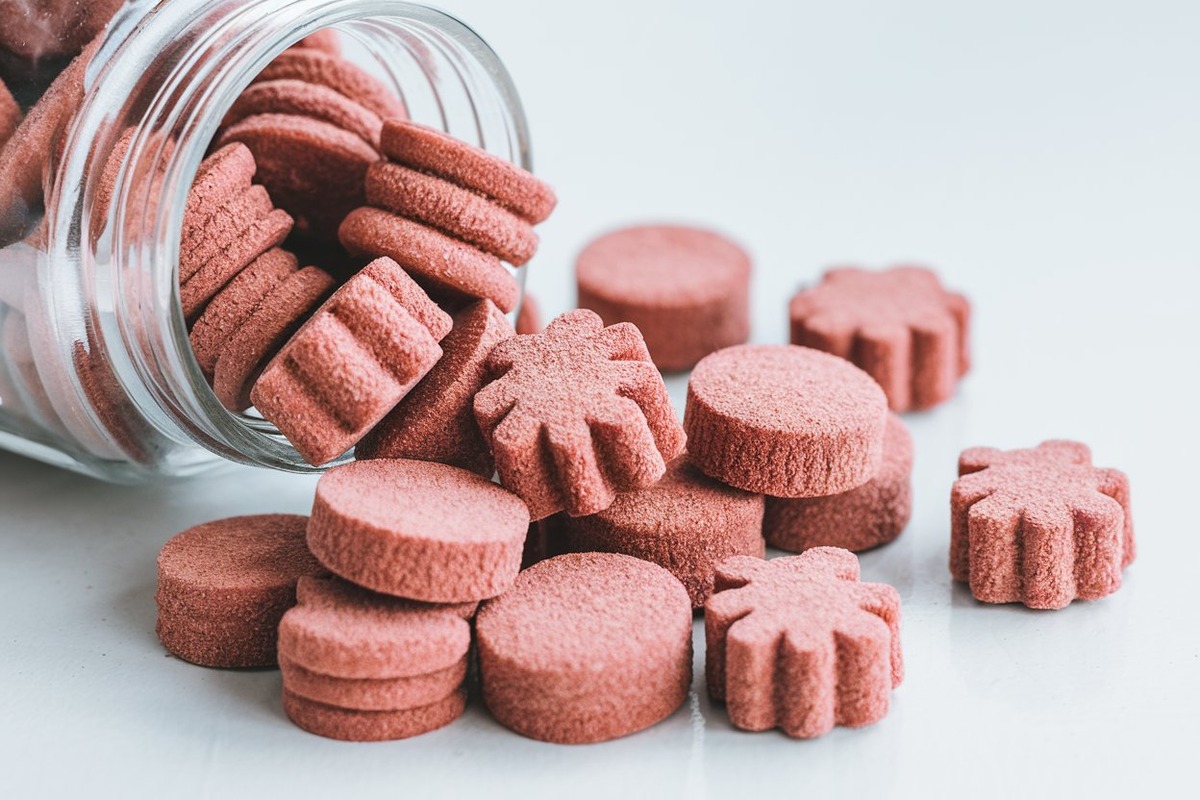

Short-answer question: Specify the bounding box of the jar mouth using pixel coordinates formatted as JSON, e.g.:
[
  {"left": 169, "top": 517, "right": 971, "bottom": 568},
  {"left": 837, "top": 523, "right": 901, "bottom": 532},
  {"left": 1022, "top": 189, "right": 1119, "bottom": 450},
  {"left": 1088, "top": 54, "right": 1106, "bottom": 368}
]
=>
[{"left": 54, "top": 0, "right": 532, "bottom": 474}]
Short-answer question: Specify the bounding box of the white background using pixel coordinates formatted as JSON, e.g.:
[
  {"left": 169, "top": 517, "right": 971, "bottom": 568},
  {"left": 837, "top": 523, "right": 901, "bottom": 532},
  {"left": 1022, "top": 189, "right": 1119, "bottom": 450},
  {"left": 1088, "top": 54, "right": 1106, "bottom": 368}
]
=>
[{"left": 3, "top": 0, "right": 1199, "bottom": 797}]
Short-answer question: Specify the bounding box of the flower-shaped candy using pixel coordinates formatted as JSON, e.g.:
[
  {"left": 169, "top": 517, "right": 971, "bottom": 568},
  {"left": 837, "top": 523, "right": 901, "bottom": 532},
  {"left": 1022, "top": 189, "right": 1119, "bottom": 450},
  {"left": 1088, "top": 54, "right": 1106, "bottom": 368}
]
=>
[
  {"left": 951, "top": 440, "right": 1135, "bottom": 610},
  {"left": 473, "top": 309, "right": 686, "bottom": 520},
  {"left": 704, "top": 548, "right": 903, "bottom": 738},
  {"left": 789, "top": 265, "right": 970, "bottom": 411}
]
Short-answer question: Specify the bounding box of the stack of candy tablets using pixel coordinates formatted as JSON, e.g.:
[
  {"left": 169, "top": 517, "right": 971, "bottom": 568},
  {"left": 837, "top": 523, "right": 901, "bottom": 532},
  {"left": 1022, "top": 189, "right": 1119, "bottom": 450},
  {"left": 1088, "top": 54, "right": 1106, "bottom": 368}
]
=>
[
  {"left": 150, "top": 28, "right": 1141, "bottom": 748},
  {"left": 682, "top": 342, "right": 915, "bottom": 557},
  {"left": 277, "top": 577, "right": 475, "bottom": 741}
]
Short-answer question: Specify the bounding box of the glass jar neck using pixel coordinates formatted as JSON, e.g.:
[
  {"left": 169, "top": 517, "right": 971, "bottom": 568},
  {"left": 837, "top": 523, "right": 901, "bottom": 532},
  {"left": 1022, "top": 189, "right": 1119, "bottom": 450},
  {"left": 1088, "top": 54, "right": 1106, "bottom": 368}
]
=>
[{"left": 42, "top": 0, "right": 531, "bottom": 478}]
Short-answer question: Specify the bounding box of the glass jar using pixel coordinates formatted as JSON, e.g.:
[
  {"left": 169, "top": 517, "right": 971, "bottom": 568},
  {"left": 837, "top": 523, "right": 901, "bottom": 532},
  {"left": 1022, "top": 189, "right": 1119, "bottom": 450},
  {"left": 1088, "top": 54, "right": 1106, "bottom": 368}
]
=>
[{"left": 0, "top": 0, "right": 533, "bottom": 482}]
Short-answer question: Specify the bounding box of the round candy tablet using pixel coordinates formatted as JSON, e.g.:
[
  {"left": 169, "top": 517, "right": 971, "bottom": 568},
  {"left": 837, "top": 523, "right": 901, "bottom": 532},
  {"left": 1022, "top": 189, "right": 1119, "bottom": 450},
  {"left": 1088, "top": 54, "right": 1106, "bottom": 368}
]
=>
[
  {"left": 283, "top": 687, "right": 466, "bottom": 742},
  {"left": 307, "top": 459, "right": 530, "bottom": 602},
  {"left": 684, "top": 344, "right": 888, "bottom": 498},
  {"left": 155, "top": 514, "right": 325, "bottom": 668},
  {"left": 475, "top": 552, "right": 692, "bottom": 744},
  {"left": 561, "top": 455, "right": 765, "bottom": 607},
  {"left": 576, "top": 224, "right": 751, "bottom": 371}
]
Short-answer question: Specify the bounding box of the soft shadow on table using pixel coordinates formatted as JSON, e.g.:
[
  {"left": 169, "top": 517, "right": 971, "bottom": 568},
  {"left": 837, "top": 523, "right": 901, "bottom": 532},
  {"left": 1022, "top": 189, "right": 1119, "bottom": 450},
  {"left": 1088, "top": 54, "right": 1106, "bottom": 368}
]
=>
[{"left": 946, "top": 578, "right": 1126, "bottom": 711}]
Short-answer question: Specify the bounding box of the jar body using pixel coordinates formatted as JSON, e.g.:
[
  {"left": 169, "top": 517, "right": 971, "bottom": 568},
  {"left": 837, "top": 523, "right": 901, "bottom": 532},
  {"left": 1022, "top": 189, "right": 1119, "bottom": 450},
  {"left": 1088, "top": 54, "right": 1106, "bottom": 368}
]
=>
[{"left": 0, "top": 0, "right": 532, "bottom": 481}]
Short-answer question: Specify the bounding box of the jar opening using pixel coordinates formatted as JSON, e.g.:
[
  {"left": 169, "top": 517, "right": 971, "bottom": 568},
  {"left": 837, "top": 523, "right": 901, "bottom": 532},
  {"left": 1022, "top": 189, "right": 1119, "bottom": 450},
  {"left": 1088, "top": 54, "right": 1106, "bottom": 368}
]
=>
[{"left": 35, "top": 0, "right": 531, "bottom": 478}]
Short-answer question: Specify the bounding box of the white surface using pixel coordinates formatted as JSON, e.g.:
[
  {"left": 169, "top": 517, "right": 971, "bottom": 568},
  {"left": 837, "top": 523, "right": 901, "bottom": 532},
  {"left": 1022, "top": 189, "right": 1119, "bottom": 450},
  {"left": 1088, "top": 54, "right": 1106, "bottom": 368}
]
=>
[{"left": 3, "top": 0, "right": 1200, "bottom": 797}]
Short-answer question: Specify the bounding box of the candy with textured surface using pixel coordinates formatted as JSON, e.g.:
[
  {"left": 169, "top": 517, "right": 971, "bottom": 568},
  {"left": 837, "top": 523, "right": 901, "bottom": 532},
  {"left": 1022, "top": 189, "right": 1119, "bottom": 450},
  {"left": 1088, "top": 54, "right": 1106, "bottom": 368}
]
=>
[
  {"left": 156, "top": 514, "right": 324, "bottom": 668},
  {"left": 217, "top": 113, "right": 376, "bottom": 241},
  {"left": 222, "top": 79, "right": 382, "bottom": 147},
  {"left": 278, "top": 576, "right": 473, "bottom": 680},
  {"left": 764, "top": 414, "right": 913, "bottom": 553},
  {"left": 253, "top": 49, "right": 406, "bottom": 122},
  {"left": 789, "top": 266, "right": 970, "bottom": 411},
  {"left": 188, "top": 247, "right": 298, "bottom": 378},
  {"left": 950, "top": 440, "right": 1135, "bottom": 610},
  {"left": 251, "top": 258, "right": 450, "bottom": 465},
  {"left": 705, "top": 549, "right": 903, "bottom": 738},
  {"left": 562, "top": 456, "right": 765, "bottom": 607},
  {"left": 366, "top": 161, "right": 538, "bottom": 265},
  {"left": 576, "top": 225, "right": 751, "bottom": 371},
  {"left": 307, "top": 459, "right": 529, "bottom": 602},
  {"left": 280, "top": 654, "right": 467, "bottom": 712},
  {"left": 357, "top": 298, "right": 513, "bottom": 474},
  {"left": 339, "top": 206, "right": 519, "bottom": 312},
  {"left": 379, "top": 120, "right": 556, "bottom": 224},
  {"left": 179, "top": 206, "right": 293, "bottom": 320},
  {"left": 283, "top": 687, "right": 466, "bottom": 741},
  {"left": 182, "top": 185, "right": 274, "bottom": 284},
  {"left": 684, "top": 344, "right": 887, "bottom": 498},
  {"left": 476, "top": 552, "right": 692, "bottom": 744},
  {"left": 179, "top": 144, "right": 258, "bottom": 280},
  {"left": 211, "top": 266, "right": 334, "bottom": 412},
  {"left": 474, "top": 309, "right": 686, "bottom": 520}
]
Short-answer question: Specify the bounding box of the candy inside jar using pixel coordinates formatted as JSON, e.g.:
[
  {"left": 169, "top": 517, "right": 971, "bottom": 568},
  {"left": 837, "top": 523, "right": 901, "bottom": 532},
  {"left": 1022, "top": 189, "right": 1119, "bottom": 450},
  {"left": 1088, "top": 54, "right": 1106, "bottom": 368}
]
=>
[{"left": 0, "top": 0, "right": 544, "bottom": 481}]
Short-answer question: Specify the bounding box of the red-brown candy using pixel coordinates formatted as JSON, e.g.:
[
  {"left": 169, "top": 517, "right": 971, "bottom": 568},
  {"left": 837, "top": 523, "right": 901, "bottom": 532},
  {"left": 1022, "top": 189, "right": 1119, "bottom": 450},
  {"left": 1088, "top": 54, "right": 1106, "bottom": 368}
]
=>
[
  {"left": 684, "top": 344, "right": 888, "bottom": 498},
  {"left": 253, "top": 49, "right": 406, "bottom": 122},
  {"left": 950, "top": 440, "right": 1135, "bottom": 610},
  {"left": 764, "top": 414, "right": 914, "bottom": 553},
  {"left": 306, "top": 459, "right": 529, "bottom": 602},
  {"left": 476, "top": 553, "right": 692, "bottom": 744},
  {"left": 283, "top": 688, "right": 466, "bottom": 742},
  {"left": 188, "top": 247, "right": 298, "bottom": 379},
  {"left": 357, "top": 298, "right": 514, "bottom": 474},
  {"left": 789, "top": 266, "right": 971, "bottom": 411},
  {"left": 474, "top": 309, "right": 687, "bottom": 520},
  {"left": 211, "top": 266, "right": 334, "bottom": 412},
  {"left": 379, "top": 120, "right": 556, "bottom": 224},
  {"left": 155, "top": 514, "right": 325, "bottom": 669},
  {"left": 706, "top": 549, "right": 903, "bottom": 738},
  {"left": 339, "top": 206, "right": 520, "bottom": 312},
  {"left": 217, "top": 113, "right": 376, "bottom": 242},
  {"left": 576, "top": 224, "right": 751, "bottom": 371},
  {"left": 561, "top": 456, "right": 765, "bottom": 608},
  {"left": 250, "top": 257, "right": 451, "bottom": 466}
]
